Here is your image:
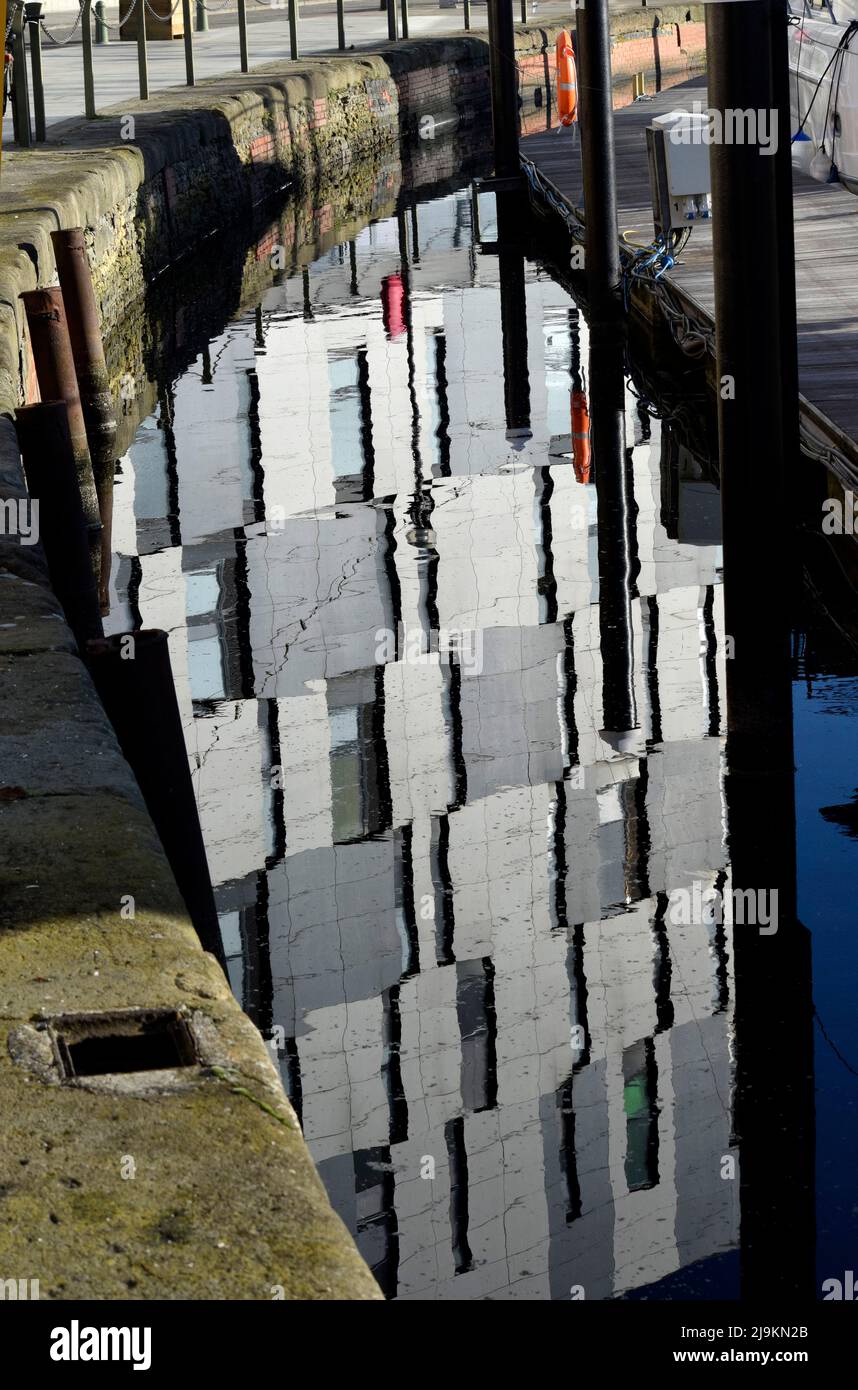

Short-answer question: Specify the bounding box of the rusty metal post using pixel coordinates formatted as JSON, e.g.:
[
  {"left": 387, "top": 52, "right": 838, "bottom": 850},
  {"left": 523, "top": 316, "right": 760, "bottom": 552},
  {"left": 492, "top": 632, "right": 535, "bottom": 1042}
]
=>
[
  {"left": 51, "top": 228, "right": 118, "bottom": 613},
  {"left": 15, "top": 402, "right": 103, "bottom": 646},
  {"left": 21, "top": 286, "right": 102, "bottom": 580},
  {"left": 85, "top": 630, "right": 226, "bottom": 968}
]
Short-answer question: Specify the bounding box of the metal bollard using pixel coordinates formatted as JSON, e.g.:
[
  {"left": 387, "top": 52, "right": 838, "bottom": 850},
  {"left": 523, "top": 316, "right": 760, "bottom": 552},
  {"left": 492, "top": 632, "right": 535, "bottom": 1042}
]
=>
[
  {"left": 288, "top": 0, "right": 298, "bottom": 59},
  {"left": 463, "top": 0, "right": 470, "bottom": 30},
  {"left": 336, "top": 0, "right": 344, "bottom": 50},
  {"left": 94, "top": 0, "right": 108, "bottom": 42},
  {"left": 11, "top": 4, "right": 32, "bottom": 147},
  {"left": 520, "top": 0, "right": 526, "bottom": 21},
  {"left": 387, "top": 0, "right": 397, "bottom": 40},
  {"left": 195, "top": 0, "right": 208, "bottom": 31},
  {"left": 82, "top": 0, "right": 96, "bottom": 119},
  {"left": 237, "top": 0, "right": 248, "bottom": 71},
  {"left": 400, "top": 0, "right": 408, "bottom": 38},
  {"left": 137, "top": 0, "right": 148, "bottom": 100},
  {"left": 21, "top": 286, "right": 103, "bottom": 585},
  {"left": 182, "top": 0, "right": 194, "bottom": 84},
  {"left": 24, "top": 3, "right": 45, "bottom": 141}
]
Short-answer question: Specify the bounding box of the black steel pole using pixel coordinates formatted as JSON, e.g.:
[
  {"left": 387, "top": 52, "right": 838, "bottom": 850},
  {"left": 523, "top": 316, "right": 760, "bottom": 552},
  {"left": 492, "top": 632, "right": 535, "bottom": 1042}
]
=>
[
  {"left": 487, "top": 0, "right": 520, "bottom": 179},
  {"left": 575, "top": 0, "right": 622, "bottom": 326},
  {"left": 706, "top": 0, "right": 813, "bottom": 1301},
  {"left": 590, "top": 324, "right": 638, "bottom": 738},
  {"left": 497, "top": 194, "right": 531, "bottom": 439},
  {"left": 706, "top": 0, "right": 795, "bottom": 765}
]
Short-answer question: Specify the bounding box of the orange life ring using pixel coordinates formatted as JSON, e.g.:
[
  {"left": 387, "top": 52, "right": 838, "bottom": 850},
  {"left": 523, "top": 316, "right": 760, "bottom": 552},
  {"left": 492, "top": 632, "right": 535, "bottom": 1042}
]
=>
[
  {"left": 556, "top": 30, "right": 578, "bottom": 128},
  {"left": 571, "top": 387, "right": 590, "bottom": 484}
]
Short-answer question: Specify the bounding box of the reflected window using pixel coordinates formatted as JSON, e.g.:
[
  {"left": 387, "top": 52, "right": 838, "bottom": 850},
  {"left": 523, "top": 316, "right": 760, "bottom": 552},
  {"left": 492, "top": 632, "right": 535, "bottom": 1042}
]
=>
[
  {"left": 328, "top": 348, "right": 374, "bottom": 503},
  {"left": 328, "top": 672, "right": 391, "bottom": 843},
  {"left": 623, "top": 1038, "right": 659, "bottom": 1193}
]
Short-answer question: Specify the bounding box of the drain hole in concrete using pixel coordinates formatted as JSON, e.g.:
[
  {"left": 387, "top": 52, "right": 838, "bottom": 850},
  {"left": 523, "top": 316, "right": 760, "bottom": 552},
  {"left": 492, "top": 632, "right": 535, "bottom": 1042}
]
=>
[{"left": 54, "top": 1011, "right": 198, "bottom": 1079}]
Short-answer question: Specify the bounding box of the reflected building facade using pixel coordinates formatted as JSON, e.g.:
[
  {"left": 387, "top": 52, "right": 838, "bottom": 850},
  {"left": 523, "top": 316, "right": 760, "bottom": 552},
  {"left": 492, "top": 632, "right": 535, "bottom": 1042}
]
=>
[{"left": 107, "top": 190, "right": 739, "bottom": 1300}]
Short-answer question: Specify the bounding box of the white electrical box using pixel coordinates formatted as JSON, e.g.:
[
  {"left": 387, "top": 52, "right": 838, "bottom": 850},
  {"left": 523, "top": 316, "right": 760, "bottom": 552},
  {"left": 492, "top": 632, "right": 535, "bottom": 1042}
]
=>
[{"left": 646, "top": 111, "right": 712, "bottom": 236}]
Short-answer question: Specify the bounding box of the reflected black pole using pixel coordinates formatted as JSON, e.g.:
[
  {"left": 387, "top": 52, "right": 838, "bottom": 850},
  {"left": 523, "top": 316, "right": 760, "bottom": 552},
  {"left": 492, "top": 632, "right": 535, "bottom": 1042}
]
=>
[
  {"left": 497, "top": 194, "right": 531, "bottom": 440},
  {"left": 706, "top": 1, "right": 813, "bottom": 1299},
  {"left": 575, "top": 0, "right": 622, "bottom": 327},
  {"left": 590, "top": 324, "right": 638, "bottom": 737}
]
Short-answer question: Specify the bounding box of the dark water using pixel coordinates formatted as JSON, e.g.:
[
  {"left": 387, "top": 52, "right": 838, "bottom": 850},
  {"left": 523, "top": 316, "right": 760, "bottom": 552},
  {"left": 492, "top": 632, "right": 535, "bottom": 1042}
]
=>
[{"left": 106, "top": 183, "right": 858, "bottom": 1300}]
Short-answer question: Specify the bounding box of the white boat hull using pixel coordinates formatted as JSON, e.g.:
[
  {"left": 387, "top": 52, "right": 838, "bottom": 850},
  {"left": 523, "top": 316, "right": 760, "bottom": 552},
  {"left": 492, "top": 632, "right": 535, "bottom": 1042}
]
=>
[{"left": 788, "top": 10, "right": 858, "bottom": 194}]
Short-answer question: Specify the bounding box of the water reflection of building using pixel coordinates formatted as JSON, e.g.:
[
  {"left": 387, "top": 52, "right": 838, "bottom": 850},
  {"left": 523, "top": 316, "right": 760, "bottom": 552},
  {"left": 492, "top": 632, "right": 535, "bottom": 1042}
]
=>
[{"left": 107, "top": 189, "right": 738, "bottom": 1300}]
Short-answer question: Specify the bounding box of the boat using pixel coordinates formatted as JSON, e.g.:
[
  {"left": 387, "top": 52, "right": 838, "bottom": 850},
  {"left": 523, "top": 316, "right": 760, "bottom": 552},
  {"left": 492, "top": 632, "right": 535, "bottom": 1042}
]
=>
[{"left": 789, "top": 1, "right": 858, "bottom": 193}]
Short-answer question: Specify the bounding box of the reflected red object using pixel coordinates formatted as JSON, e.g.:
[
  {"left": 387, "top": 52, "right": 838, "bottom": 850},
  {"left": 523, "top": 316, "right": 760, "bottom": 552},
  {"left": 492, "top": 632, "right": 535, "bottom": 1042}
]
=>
[
  {"left": 571, "top": 387, "right": 591, "bottom": 483},
  {"left": 382, "top": 273, "right": 406, "bottom": 339}
]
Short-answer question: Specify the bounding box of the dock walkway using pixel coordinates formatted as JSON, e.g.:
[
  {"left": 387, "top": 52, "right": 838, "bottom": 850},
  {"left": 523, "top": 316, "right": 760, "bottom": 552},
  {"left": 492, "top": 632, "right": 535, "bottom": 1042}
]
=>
[{"left": 522, "top": 76, "right": 858, "bottom": 472}]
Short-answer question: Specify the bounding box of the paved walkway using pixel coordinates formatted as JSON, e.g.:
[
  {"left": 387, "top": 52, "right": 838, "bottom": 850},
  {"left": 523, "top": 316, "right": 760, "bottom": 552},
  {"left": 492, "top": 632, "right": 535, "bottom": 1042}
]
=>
[{"left": 5, "top": 0, "right": 573, "bottom": 132}]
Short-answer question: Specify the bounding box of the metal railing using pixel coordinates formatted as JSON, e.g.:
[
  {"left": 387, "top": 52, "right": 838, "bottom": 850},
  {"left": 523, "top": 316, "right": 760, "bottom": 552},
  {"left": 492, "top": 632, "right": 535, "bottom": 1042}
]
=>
[{"left": 3, "top": 0, "right": 507, "bottom": 136}]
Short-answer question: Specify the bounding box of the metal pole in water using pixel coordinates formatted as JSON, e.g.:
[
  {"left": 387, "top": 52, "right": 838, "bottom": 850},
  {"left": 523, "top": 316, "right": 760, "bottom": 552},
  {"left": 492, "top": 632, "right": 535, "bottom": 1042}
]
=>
[
  {"left": 463, "top": 0, "right": 470, "bottom": 30},
  {"left": 84, "top": 629, "right": 226, "bottom": 969},
  {"left": 496, "top": 194, "right": 531, "bottom": 439},
  {"left": 137, "top": 0, "right": 149, "bottom": 100},
  {"left": 486, "top": 0, "right": 520, "bottom": 180},
  {"left": 386, "top": 0, "right": 397, "bottom": 41},
  {"left": 704, "top": 0, "right": 812, "bottom": 1302},
  {"left": 81, "top": 0, "right": 96, "bottom": 119},
  {"left": 575, "top": 0, "right": 622, "bottom": 327},
  {"left": 15, "top": 402, "right": 104, "bottom": 646},
  {"left": 400, "top": 0, "right": 408, "bottom": 39},
  {"left": 288, "top": 0, "right": 298, "bottom": 59},
  {"left": 519, "top": 0, "right": 526, "bottom": 22},
  {"left": 336, "top": 0, "right": 345, "bottom": 50},
  {"left": 237, "top": 0, "right": 248, "bottom": 72},
  {"left": 182, "top": 0, "right": 194, "bottom": 84},
  {"left": 24, "top": 3, "right": 45, "bottom": 140}
]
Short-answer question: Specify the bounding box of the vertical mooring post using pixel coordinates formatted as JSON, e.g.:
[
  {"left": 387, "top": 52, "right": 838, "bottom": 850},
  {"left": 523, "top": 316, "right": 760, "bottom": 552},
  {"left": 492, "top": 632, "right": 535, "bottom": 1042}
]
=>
[
  {"left": 195, "top": 0, "right": 208, "bottom": 31},
  {"left": 11, "top": 2, "right": 32, "bottom": 147},
  {"left": 590, "top": 323, "right": 638, "bottom": 740},
  {"left": 237, "top": 0, "right": 248, "bottom": 72},
  {"left": 486, "top": 0, "right": 520, "bottom": 179},
  {"left": 496, "top": 194, "right": 531, "bottom": 441},
  {"left": 336, "top": 0, "right": 345, "bottom": 50},
  {"left": 401, "top": 0, "right": 409, "bottom": 39},
  {"left": 137, "top": 0, "right": 149, "bottom": 100},
  {"left": 94, "top": 0, "right": 108, "bottom": 42},
  {"left": 288, "top": 0, "right": 298, "bottom": 59},
  {"left": 21, "top": 287, "right": 102, "bottom": 571},
  {"left": 85, "top": 630, "right": 226, "bottom": 969},
  {"left": 705, "top": 0, "right": 812, "bottom": 1301},
  {"left": 24, "top": 3, "right": 45, "bottom": 141},
  {"left": 182, "top": 0, "right": 194, "bottom": 84},
  {"left": 386, "top": 0, "right": 398, "bottom": 41},
  {"left": 81, "top": 0, "right": 96, "bottom": 119},
  {"left": 575, "top": 0, "right": 622, "bottom": 326},
  {"left": 51, "top": 227, "right": 118, "bottom": 614},
  {"left": 15, "top": 402, "right": 104, "bottom": 647}
]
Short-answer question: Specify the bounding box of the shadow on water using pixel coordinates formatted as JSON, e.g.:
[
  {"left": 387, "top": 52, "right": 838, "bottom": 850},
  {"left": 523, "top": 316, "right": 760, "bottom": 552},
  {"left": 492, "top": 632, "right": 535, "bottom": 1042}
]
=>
[{"left": 101, "top": 158, "right": 858, "bottom": 1302}]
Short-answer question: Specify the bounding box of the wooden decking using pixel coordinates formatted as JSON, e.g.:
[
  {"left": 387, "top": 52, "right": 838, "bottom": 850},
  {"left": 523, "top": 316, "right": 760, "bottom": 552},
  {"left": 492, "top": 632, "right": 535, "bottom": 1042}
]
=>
[{"left": 522, "top": 76, "right": 858, "bottom": 465}]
